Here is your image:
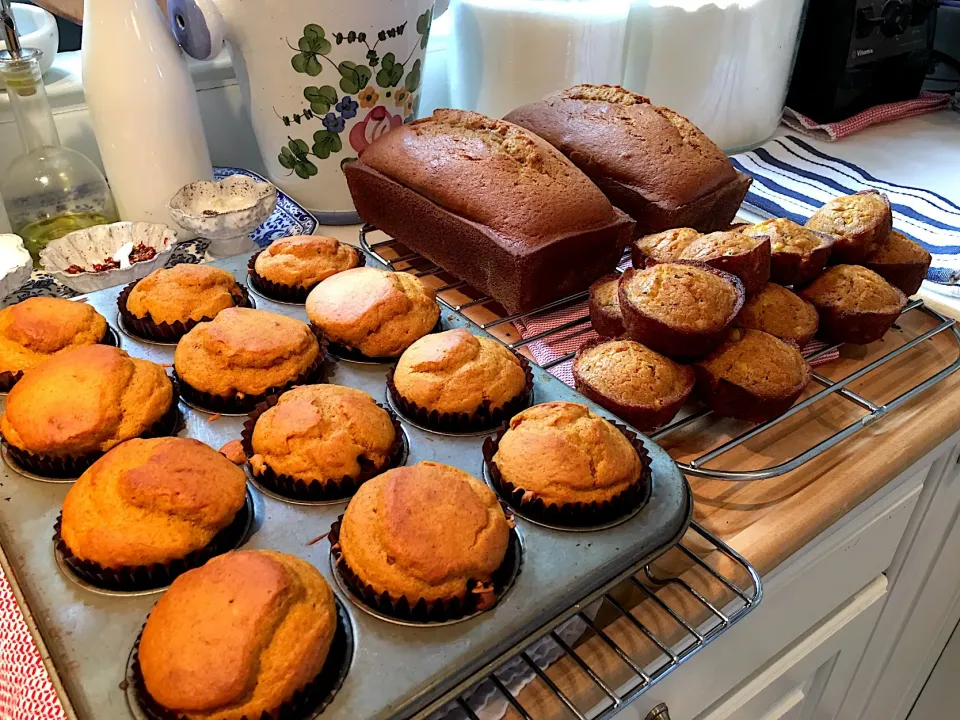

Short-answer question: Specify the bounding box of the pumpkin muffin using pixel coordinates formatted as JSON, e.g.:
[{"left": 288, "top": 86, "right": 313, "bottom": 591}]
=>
[
  {"left": 735, "top": 283, "right": 820, "bottom": 348},
  {"left": 0, "top": 297, "right": 108, "bottom": 385},
  {"left": 804, "top": 190, "right": 892, "bottom": 263},
  {"left": 740, "top": 218, "right": 834, "bottom": 286},
  {"left": 174, "top": 308, "right": 321, "bottom": 411},
  {"left": 389, "top": 329, "right": 530, "bottom": 431},
  {"left": 800, "top": 265, "right": 907, "bottom": 344},
  {"left": 0, "top": 345, "right": 174, "bottom": 472},
  {"left": 334, "top": 462, "right": 511, "bottom": 615},
  {"left": 619, "top": 263, "right": 744, "bottom": 359},
  {"left": 588, "top": 273, "right": 625, "bottom": 338},
  {"left": 863, "top": 230, "right": 932, "bottom": 296},
  {"left": 251, "top": 236, "right": 361, "bottom": 302},
  {"left": 305, "top": 267, "right": 440, "bottom": 359},
  {"left": 573, "top": 339, "right": 694, "bottom": 432},
  {"left": 675, "top": 230, "right": 771, "bottom": 294},
  {"left": 631, "top": 227, "right": 701, "bottom": 268},
  {"left": 138, "top": 550, "right": 339, "bottom": 720},
  {"left": 695, "top": 329, "right": 812, "bottom": 423}
]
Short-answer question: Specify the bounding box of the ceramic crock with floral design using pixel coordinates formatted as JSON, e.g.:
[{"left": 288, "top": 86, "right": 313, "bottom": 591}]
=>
[{"left": 167, "top": 0, "right": 435, "bottom": 222}]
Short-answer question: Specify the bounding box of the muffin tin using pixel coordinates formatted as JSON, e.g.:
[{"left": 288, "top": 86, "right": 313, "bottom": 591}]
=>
[{"left": 0, "top": 252, "right": 690, "bottom": 720}]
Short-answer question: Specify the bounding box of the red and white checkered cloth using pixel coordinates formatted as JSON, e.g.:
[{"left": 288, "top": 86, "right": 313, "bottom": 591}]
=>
[{"left": 782, "top": 91, "right": 953, "bottom": 141}]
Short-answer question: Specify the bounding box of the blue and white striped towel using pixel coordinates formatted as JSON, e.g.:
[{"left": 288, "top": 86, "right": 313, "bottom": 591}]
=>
[{"left": 732, "top": 135, "right": 960, "bottom": 296}]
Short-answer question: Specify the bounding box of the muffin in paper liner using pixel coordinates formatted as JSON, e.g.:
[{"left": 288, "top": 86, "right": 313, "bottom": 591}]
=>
[
  {"left": 317, "top": 317, "right": 442, "bottom": 364},
  {"left": 0, "top": 379, "right": 183, "bottom": 479},
  {"left": 482, "top": 419, "right": 653, "bottom": 528},
  {"left": 175, "top": 326, "right": 328, "bottom": 415},
  {"left": 117, "top": 279, "right": 252, "bottom": 343},
  {"left": 247, "top": 249, "right": 366, "bottom": 304},
  {"left": 385, "top": 353, "right": 534, "bottom": 434},
  {"left": 328, "top": 515, "right": 523, "bottom": 623},
  {"left": 52, "top": 490, "right": 253, "bottom": 592},
  {"left": 0, "top": 324, "right": 120, "bottom": 393},
  {"left": 129, "top": 598, "right": 354, "bottom": 720},
  {"left": 240, "top": 397, "right": 406, "bottom": 502}
]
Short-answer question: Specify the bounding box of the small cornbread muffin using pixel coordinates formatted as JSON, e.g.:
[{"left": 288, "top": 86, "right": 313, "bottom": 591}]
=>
[
  {"left": 174, "top": 308, "right": 320, "bottom": 401},
  {"left": 138, "top": 550, "right": 338, "bottom": 720},
  {"left": 305, "top": 267, "right": 440, "bottom": 358},
  {"left": 805, "top": 190, "right": 892, "bottom": 263},
  {"left": 631, "top": 227, "right": 700, "bottom": 268},
  {"left": 863, "top": 230, "right": 932, "bottom": 296},
  {"left": 252, "top": 236, "right": 360, "bottom": 291},
  {"left": 676, "top": 230, "right": 771, "bottom": 294},
  {"left": 695, "top": 329, "right": 812, "bottom": 423},
  {"left": 336, "top": 462, "right": 511, "bottom": 610},
  {"left": 588, "top": 274, "right": 625, "bottom": 338},
  {"left": 0, "top": 345, "right": 173, "bottom": 458},
  {"left": 573, "top": 339, "right": 694, "bottom": 432},
  {"left": 0, "top": 297, "right": 108, "bottom": 377},
  {"left": 800, "top": 265, "right": 907, "bottom": 345},
  {"left": 618, "top": 263, "right": 744, "bottom": 359},
  {"left": 60, "top": 438, "right": 246, "bottom": 570},
  {"left": 125, "top": 264, "right": 245, "bottom": 326},
  {"left": 735, "top": 283, "right": 819, "bottom": 348},
  {"left": 741, "top": 218, "right": 834, "bottom": 286}
]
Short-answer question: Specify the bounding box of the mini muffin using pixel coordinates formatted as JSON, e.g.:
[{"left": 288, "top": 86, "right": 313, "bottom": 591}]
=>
[
  {"left": 0, "top": 345, "right": 174, "bottom": 472},
  {"left": 588, "top": 273, "right": 625, "bottom": 338},
  {"left": 59, "top": 438, "right": 247, "bottom": 586},
  {"left": 800, "top": 265, "right": 907, "bottom": 345},
  {"left": 573, "top": 339, "right": 694, "bottom": 432},
  {"left": 631, "top": 228, "right": 701, "bottom": 269},
  {"left": 0, "top": 297, "right": 108, "bottom": 385},
  {"left": 247, "top": 384, "right": 398, "bottom": 499},
  {"left": 735, "top": 283, "right": 819, "bottom": 348},
  {"left": 138, "top": 550, "right": 339, "bottom": 720},
  {"left": 675, "top": 230, "right": 771, "bottom": 294},
  {"left": 334, "top": 462, "right": 511, "bottom": 614},
  {"left": 863, "top": 230, "right": 932, "bottom": 296},
  {"left": 618, "top": 263, "right": 744, "bottom": 359},
  {"left": 805, "top": 190, "right": 892, "bottom": 263},
  {"left": 695, "top": 329, "right": 812, "bottom": 423},
  {"left": 740, "top": 218, "right": 834, "bottom": 286},
  {"left": 174, "top": 307, "right": 321, "bottom": 411},
  {"left": 389, "top": 328, "right": 530, "bottom": 431},
  {"left": 305, "top": 267, "right": 440, "bottom": 359},
  {"left": 250, "top": 235, "right": 361, "bottom": 301}
]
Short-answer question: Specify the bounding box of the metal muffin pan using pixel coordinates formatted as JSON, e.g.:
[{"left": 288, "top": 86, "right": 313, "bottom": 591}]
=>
[{"left": 0, "top": 253, "right": 691, "bottom": 720}]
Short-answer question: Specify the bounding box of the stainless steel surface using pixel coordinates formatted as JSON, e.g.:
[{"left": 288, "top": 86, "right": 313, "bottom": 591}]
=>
[
  {"left": 0, "top": 0, "right": 22, "bottom": 58},
  {"left": 645, "top": 703, "right": 671, "bottom": 720},
  {"left": 0, "top": 252, "right": 692, "bottom": 720}
]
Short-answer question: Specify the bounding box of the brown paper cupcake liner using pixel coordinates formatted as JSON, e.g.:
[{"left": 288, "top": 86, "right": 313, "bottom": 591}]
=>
[
  {"left": 52, "top": 490, "right": 252, "bottom": 591},
  {"left": 319, "top": 317, "right": 442, "bottom": 364},
  {"left": 0, "top": 381, "right": 183, "bottom": 479},
  {"left": 247, "top": 249, "right": 366, "bottom": 304},
  {"left": 385, "top": 355, "right": 534, "bottom": 434},
  {"left": 482, "top": 420, "right": 653, "bottom": 528},
  {"left": 130, "top": 597, "right": 353, "bottom": 720},
  {"left": 117, "top": 280, "right": 253, "bottom": 343},
  {"left": 241, "top": 398, "right": 406, "bottom": 501},
  {"left": 0, "top": 326, "right": 121, "bottom": 393},
  {"left": 329, "top": 517, "right": 523, "bottom": 623}
]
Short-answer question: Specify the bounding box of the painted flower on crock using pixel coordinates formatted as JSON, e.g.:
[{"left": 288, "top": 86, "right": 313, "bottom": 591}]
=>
[
  {"left": 323, "top": 112, "right": 346, "bottom": 133},
  {"left": 358, "top": 86, "right": 379, "bottom": 109},
  {"left": 336, "top": 96, "right": 359, "bottom": 120},
  {"left": 349, "top": 106, "right": 402, "bottom": 153},
  {"left": 394, "top": 88, "right": 410, "bottom": 108},
  {"left": 404, "top": 95, "right": 415, "bottom": 117}
]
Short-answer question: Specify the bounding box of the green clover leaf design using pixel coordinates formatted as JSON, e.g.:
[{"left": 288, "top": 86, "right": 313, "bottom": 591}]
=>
[
  {"left": 313, "top": 129, "right": 343, "bottom": 159},
  {"left": 291, "top": 24, "right": 331, "bottom": 76},
  {"left": 338, "top": 61, "right": 373, "bottom": 94},
  {"left": 376, "top": 52, "right": 404, "bottom": 88},
  {"left": 416, "top": 8, "right": 432, "bottom": 49},
  {"left": 278, "top": 138, "right": 318, "bottom": 179},
  {"left": 404, "top": 59, "right": 422, "bottom": 93},
  {"left": 303, "top": 85, "right": 339, "bottom": 114}
]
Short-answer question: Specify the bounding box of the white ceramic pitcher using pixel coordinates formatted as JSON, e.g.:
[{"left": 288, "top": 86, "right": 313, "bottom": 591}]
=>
[{"left": 168, "top": 0, "right": 437, "bottom": 223}]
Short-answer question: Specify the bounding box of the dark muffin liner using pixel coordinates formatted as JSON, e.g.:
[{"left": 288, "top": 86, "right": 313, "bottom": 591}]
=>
[
  {"left": 329, "top": 516, "right": 522, "bottom": 623},
  {"left": 319, "top": 317, "right": 442, "bottom": 364},
  {"left": 0, "top": 380, "right": 183, "bottom": 479},
  {"left": 0, "top": 326, "right": 120, "bottom": 393},
  {"left": 52, "top": 490, "right": 252, "bottom": 591},
  {"left": 117, "top": 280, "right": 252, "bottom": 342},
  {"left": 175, "top": 326, "right": 328, "bottom": 415},
  {"left": 130, "top": 598, "right": 353, "bottom": 720},
  {"left": 482, "top": 419, "right": 652, "bottom": 528},
  {"left": 241, "top": 397, "right": 406, "bottom": 501},
  {"left": 385, "top": 354, "right": 534, "bottom": 434},
  {"left": 247, "top": 249, "right": 366, "bottom": 304}
]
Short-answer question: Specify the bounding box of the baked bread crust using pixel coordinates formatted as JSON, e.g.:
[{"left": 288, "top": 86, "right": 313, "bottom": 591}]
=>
[
  {"left": 588, "top": 273, "right": 626, "bottom": 338},
  {"left": 800, "top": 265, "right": 907, "bottom": 344},
  {"left": 735, "top": 283, "right": 819, "bottom": 347},
  {"left": 741, "top": 218, "right": 834, "bottom": 286},
  {"left": 631, "top": 228, "right": 700, "bottom": 269},
  {"left": 676, "top": 230, "right": 771, "bottom": 294},
  {"left": 253, "top": 236, "right": 360, "bottom": 289},
  {"left": 804, "top": 190, "right": 892, "bottom": 263},
  {"left": 0, "top": 297, "right": 108, "bottom": 375},
  {"left": 126, "top": 264, "right": 245, "bottom": 325},
  {"left": 863, "top": 230, "right": 932, "bottom": 296}
]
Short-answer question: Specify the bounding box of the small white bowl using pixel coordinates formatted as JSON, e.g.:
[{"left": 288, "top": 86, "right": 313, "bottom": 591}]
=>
[
  {"left": 0, "top": 4, "right": 58, "bottom": 82},
  {"left": 0, "top": 234, "right": 33, "bottom": 304},
  {"left": 39, "top": 222, "right": 177, "bottom": 294}
]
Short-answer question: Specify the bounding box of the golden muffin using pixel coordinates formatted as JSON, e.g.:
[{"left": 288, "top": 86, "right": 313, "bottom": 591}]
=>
[
  {"left": 676, "top": 230, "right": 771, "bottom": 294},
  {"left": 305, "top": 267, "right": 440, "bottom": 358},
  {"left": 138, "top": 550, "right": 338, "bottom": 720},
  {"left": 588, "top": 273, "right": 625, "bottom": 338},
  {"left": 735, "top": 283, "right": 820, "bottom": 347},
  {"left": 741, "top": 218, "right": 834, "bottom": 286},
  {"left": 805, "top": 190, "right": 892, "bottom": 263},
  {"left": 863, "top": 230, "right": 932, "bottom": 296},
  {"left": 631, "top": 227, "right": 701, "bottom": 268},
  {"left": 125, "top": 264, "right": 245, "bottom": 326},
  {"left": 0, "top": 345, "right": 173, "bottom": 458},
  {"left": 800, "top": 265, "right": 907, "bottom": 344},
  {"left": 60, "top": 438, "right": 246, "bottom": 570},
  {"left": 336, "top": 462, "right": 510, "bottom": 610},
  {"left": 253, "top": 235, "right": 360, "bottom": 292},
  {"left": 573, "top": 339, "right": 694, "bottom": 432},
  {"left": 174, "top": 308, "right": 320, "bottom": 403},
  {"left": 390, "top": 329, "right": 528, "bottom": 427}
]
